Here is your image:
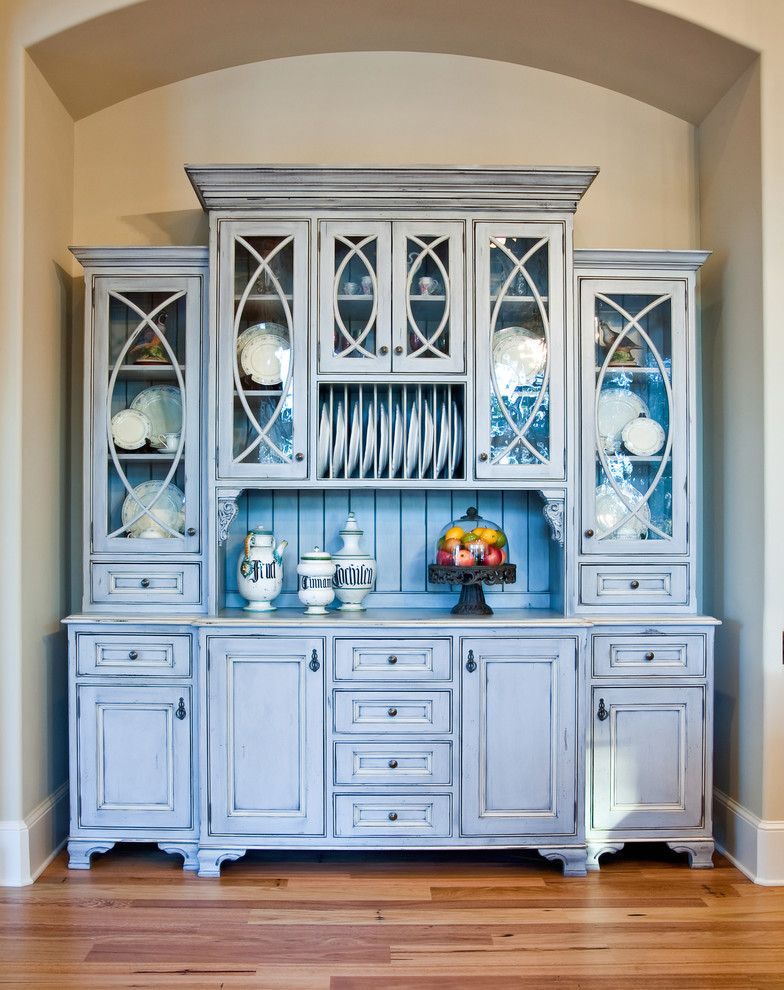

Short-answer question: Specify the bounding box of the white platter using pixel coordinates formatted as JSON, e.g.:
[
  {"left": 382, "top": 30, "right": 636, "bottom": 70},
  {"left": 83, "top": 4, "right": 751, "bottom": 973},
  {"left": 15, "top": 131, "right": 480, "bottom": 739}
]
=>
[
  {"left": 405, "top": 405, "right": 419, "bottom": 477},
  {"left": 377, "top": 403, "right": 389, "bottom": 476},
  {"left": 130, "top": 385, "right": 182, "bottom": 438},
  {"left": 391, "top": 404, "right": 404, "bottom": 476},
  {"left": 421, "top": 403, "right": 435, "bottom": 475},
  {"left": 450, "top": 401, "right": 463, "bottom": 475},
  {"left": 332, "top": 401, "right": 346, "bottom": 476},
  {"left": 236, "top": 322, "right": 288, "bottom": 355},
  {"left": 122, "top": 480, "right": 185, "bottom": 539},
  {"left": 596, "top": 388, "right": 649, "bottom": 451},
  {"left": 435, "top": 401, "right": 449, "bottom": 476},
  {"left": 347, "top": 402, "right": 361, "bottom": 476},
  {"left": 492, "top": 325, "right": 547, "bottom": 387},
  {"left": 622, "top": 416, "right": 666, "bottom": 457},
  {"left": 595, "top": 480, "right": 650, "bottom": 540},
  {"left": 317, "top": 404, "right": 330, "bottom": 476},
  {"left": 111, "top": 408, "right": 151, "bottom": 451},
  {"left": 240, "top": 334, "right": 288, "bottom": 386},
  {"left": 362, "top": 406, "right": 376, "bottom": 477}
]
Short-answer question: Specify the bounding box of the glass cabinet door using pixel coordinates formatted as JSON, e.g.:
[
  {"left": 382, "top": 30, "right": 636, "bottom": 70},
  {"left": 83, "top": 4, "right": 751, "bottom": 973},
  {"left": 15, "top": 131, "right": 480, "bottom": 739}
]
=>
[
  {"left": 318, "top": 222, "right": 391, "bottom": 374},
  {"left": 580, "top": 279, "right": 688, "bottom": 555},
  {"left": 474, "top": 222, "right": 565, "bottom": 480},
  {"left": 392, "top": 221, "right": 464, "bottom": 374},
  {"left": 92, "top": 277, "right": 201, "bottom": 555},
  {"left": 218, "top": 221, "right": 308, "bottom": 479}
]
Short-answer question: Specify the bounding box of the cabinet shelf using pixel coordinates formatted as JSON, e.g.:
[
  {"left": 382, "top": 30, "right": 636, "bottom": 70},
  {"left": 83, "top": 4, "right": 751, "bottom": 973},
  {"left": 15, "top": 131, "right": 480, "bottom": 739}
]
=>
[
  {"left": 109, "top": 364, "right": 185, "bottom": 379},
  {"left": 235, "top": 293, "right": 294, "bottom": 303},
  {"left": 490, "top": 295, "right": 548, "bottom": 303},
  {"left": 595, "top": 365, "right": 669, "bottom": 375},
  {"left": 112, "top": 452, "right": 178, "bottom": 461}
]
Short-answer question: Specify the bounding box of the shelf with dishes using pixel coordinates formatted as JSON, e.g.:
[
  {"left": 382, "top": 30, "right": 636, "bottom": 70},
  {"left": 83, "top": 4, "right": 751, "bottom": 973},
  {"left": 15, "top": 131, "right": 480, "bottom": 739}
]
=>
[
  {"left": 317, "top": 382, "right": 464, "bottom": 482},
  {"left": 109, "top": 364, "right": 185, "bottom": 380},
  {"left": 490, "top": 295, "right": 549, "bottom": 304},
  {"left": 235, "top": 293, "right": 294, "bottom": 303},
  {"left": 109, "top": 384, "right": 184, "bottom": 459}
]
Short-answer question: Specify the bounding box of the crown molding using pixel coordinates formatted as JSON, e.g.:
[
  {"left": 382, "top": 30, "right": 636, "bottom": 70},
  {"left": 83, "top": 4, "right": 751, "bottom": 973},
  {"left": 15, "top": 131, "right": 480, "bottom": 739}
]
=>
[
  {"left": 70, "top": 246, "right": 209, "bottom": 271},
  {"left": 574, "top": 249, "right": 711, "bottom": 272}
]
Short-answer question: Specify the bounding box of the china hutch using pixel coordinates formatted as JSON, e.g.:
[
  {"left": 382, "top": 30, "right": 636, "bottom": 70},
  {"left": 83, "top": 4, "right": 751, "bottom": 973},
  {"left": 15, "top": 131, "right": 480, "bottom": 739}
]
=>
[{"left": 64, "top": 166, "right": 716, "bottom": 878}]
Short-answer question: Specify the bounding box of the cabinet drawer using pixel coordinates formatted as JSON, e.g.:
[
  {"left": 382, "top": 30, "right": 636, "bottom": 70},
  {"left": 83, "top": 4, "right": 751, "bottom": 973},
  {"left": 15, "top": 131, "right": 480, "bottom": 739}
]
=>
[
  {"left": 76, "top": 632, "right": 191, "bottom": 677},
  {"left": 334, "top": 638, "right": 451, "bottom": 681},
  {"left": 334, "top": 741, "right": 452, "bottom": 785},
  {"left": 580, "top": 564, "right": 689, "bottom": 607},
  {"left": 593, "top": 634, "right": 705, "bottom": 678},
  {"left": 333, "top": 690, "right": 452, "bottom": 734},
  {"left": 334, "top": 794, "right": 452, "bottom": 837},
  {"left": 91, "top": 563, "right": 201, "bottom": 606}
]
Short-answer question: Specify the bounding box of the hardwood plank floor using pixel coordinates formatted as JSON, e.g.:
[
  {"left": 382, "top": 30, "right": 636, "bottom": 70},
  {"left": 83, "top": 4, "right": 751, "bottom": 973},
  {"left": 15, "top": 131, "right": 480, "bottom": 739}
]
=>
[{"left": 0, "top": 845, "right": 783, "bottom": 989}]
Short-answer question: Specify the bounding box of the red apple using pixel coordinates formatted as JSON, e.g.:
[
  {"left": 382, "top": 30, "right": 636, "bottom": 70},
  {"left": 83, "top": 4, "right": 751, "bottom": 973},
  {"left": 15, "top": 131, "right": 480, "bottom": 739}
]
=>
[
  {"left": 483, "top": 545, "right": 503, "bottom": 566},
  {"left": 455, "top": 548, "right": 474, "bottom": 567},
  {"left": 436, "top": 549, "right": 453, "bottom": 566}
]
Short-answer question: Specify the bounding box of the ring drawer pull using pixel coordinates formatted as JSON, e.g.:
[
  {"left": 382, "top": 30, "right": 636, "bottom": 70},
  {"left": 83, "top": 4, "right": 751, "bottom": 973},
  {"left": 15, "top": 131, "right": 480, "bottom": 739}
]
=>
[
  {"left": 388, "top": 759, "right": 398, "bottom": 769},
  {"left": 597, "top": 698, "right": 609, "bottom": 721},
  {"left": 387, "top": 707, "right": 398, "bottom": 717},
  {"left": 309, "top": 649, "right": 320, "bottom": 672},
  {"left": 175, "top": 698, "right": 187, "bottom": 721},
  {"left": 465, "top": 649, "right": 477, "bottom": 673},
  {"left": 645, "top": 651, "right": 655, "bottom": 661},
  {"left": 128, "top": 650, "right": 138, "bottom": 661},
  {"left": 388, "top": 655, "right": 398, "bottom": 665},
  {"left": 140, "top": 578, "right": 151, "bottom": 588},
  {"left": 388, "top": 811, "right": 398, "bottom": 821},
  {"left": 630, "top": 579, "right": 640, "bottom": 590}
]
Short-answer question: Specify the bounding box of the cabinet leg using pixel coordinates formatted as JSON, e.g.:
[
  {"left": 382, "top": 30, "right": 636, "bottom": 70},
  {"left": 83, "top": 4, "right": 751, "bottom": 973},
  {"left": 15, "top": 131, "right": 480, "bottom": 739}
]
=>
[
  {"left": 67, "top": 839, "right": 115, "bottom": 870},
  {"left": 196, "top": 847, "right": 246, "bottom": 878},
  {"left": 667, "top": 840, "right": 715, "bottom": 869},
  {"left": 538, "top": 846, "right": 588, "bottom": 877},
  {"left": 158, "top": 842, "right": 199, "bottom": 871},
  {"left": 586, "top": 842, "right": 625, "bottom": 871}
]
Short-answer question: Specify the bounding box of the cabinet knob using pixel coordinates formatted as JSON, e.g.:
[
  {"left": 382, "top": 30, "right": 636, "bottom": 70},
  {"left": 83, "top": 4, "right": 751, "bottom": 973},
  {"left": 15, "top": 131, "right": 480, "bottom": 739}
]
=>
[
  {"left": 186, "top": 527, "right": 197, "bottom": 536},
  {"left": 128, "top": 650, "right": 138, "bottom": 661},
  {"left": 394, "top": 345, "right": 404, "bottom": 355},
  {"left": 140, "top": 578, "right": 150, "bottom": 588},
  {"left": 388, "top": 655, "right": 398, "bottom": 665},
  {"left": 478, "top": 452, "right": 488, "bottom": 462},
  {"left": 388, "top": 759, "right": 398, "bottom": 769},
  {"left": 630, "top": 579, "right": 640, "bottom": 590},
  {"left": 585, "top": 529, "right": 595, "bottom": 538},
  {"left": 295, "top": 452, "right": 304, "bottom": 462},
  {"left": 597, "top": 698, "right": 609, "bottom": 721},
  {"left": 645, "top": 651, "right": 655, "bottom": 661},
  {"left": 379, "top": 345, "right": 389, "bottom": 355},
  {"left": 387, "top": 707, "right": 398, "bottom": 717},
  {"left": 388, "top": 811, "right": 398, "bottom": 821}
]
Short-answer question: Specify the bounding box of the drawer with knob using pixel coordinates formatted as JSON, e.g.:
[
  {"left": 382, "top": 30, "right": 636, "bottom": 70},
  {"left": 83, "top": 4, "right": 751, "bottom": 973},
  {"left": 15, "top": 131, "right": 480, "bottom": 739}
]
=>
[
  {"left": 334, "top": 638, "right": 452, "bottom": 681},
  {"left": 334, "top": 741, "right": 452, "bottom": 785},
  {"left": 592, "top": 633, "right": 706, "bottom": 678},
  {"left": 333, "top": 793, "right": 452, "bottom": 837},
  {"left": 579, "top": 564, "right": 689, "bottom": 608},
  {"left": 75, "top": 632, "right": 192, "bottom": 677},
  {"left": 333, "top": 690, "right": 452, "bottom": 734},
  {"left": 90, "top": 562, "right": 201, "bottom": 606}
]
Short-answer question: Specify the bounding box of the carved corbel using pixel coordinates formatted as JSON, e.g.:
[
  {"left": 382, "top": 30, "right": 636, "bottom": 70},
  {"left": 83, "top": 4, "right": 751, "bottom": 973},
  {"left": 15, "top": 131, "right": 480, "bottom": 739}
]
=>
[
  {"left": 542, "top": 496, "right": 565, "bottom": 547},
  {"left": 217, "top": 489, "right": 243, "bottom": 545}
]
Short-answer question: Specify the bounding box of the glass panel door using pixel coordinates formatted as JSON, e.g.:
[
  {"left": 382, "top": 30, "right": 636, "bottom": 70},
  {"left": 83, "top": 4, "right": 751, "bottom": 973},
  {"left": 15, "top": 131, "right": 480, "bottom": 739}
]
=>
[
  {"left": 580, "top": 279, "right": 688, "bottom": 554},
  {"left": 218, "top": 221, "right": 308, "bottom": 479},
  {"left": 392, "top": 221, "right": 464, "bottom": 374},
  {"left": 319, "top": 222, "right": 391, "bottom": 374},
  {"left": 475, "top": 222, "right": 565, "bottom": 480},
  {"left": 92, "top": 277, "right": 201, "bottom": 554}
]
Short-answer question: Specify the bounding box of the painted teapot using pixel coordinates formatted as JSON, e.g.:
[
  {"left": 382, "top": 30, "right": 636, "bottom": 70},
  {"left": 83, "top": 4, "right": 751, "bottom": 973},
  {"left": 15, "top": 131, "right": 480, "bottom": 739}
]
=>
[{"left": 237, "top": 525, "right": 288, "bottom": 611}]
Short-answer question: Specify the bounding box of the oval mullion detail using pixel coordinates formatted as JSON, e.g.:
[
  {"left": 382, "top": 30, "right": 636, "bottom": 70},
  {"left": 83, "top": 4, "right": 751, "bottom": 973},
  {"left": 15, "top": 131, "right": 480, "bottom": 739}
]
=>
[
  {"left": 405, "top": 234, "right": 451, "bottom": 358},
  {"left": 332, "top": 235, "right": 378, "bottom": 358}
]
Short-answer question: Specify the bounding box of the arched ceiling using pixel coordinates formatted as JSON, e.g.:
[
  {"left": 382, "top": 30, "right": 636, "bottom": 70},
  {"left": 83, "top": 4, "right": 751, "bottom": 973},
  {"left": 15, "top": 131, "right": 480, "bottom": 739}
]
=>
[{"left": 28, "top": 0, "right": 755, "bottom": 123}]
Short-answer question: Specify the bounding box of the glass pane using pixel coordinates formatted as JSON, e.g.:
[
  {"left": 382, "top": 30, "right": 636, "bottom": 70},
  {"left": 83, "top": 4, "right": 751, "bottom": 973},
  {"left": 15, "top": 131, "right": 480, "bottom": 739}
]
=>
[
  {"left": 593, "top": 292, "right": 674, "bottom": 542},
  {"left": 487, "top": 236, "right": 550, "bottom": 465},
  {"left": 404, "top": 234, "right": 451, "bottom": 360},
  {"left": 106, "top": 289, "right": 188, "bottom": 541},
  {"left": 232, "top": 234, "right": 296, "bottom": 465},
  {"left": 332, "top": 234, "right": 379, "bottom": 360}
]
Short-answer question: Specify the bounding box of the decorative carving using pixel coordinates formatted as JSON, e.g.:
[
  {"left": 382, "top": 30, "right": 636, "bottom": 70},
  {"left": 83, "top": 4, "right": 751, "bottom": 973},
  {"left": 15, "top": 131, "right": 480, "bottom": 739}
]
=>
[
  {"left": 428, "top": 563, "right": 517, "bottom": 616},
  {"left": 539, "top": 847, "right": 588, "bottom": 877},
  {"left": 667, "top": 841, "right": 715, "bottom": 869},
  {"left": 586, "top": 842, "right": 625, "bottom": 871},
  {"left": 158, "top": 842, "right": 199, "bottom": 871},
  {"left": 67, "top": 840, "right": 115, "bottom": 870},
  {"left": 197, "top": 848, "right": 246, "bottom": 878},
  {"left": 542, "top": 497, "right": 565, "bottom": 546},
  {"left": 217, "top": 492, "right": 242, "bottom": 545}
]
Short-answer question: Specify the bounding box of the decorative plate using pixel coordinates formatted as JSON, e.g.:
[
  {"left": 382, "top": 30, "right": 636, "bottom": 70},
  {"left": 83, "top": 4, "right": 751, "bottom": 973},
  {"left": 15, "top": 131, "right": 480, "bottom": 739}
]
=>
[
  {"left": 492, "top": 326, "right": 547, "bottom": 387},
  {"left": 110, "top": 408, "right": 151, "bottom": 451},
  {"left": 594, "top": 480, "right": 650, "bottom": 540},
  {"left": 122, "top": 480, "right": 185, "bottom": 538},
  {"left": 347, "top": 401, "right": 361, "bottom": 476},
  {"left": 421, "top": 403, "right": 435, "bottom": 475},
  {"left": 236, "top": 322, "right": 288, "bottom": 355},
  {"left": 332, "top": 401, "right": 346, "bottom": 476},
  {"left": 405, "top": 405, "right": 419, "bottom": 477},
  {"left": 622, "top": 416, "right": 666, "bottom": 457},
  {"left": 238, "top": 325, "right": 289, "bottom": 386},
  {"left": 435, "top": 400, "right": 449, "bottom": 476},
  {"left": 317, "top": 404, "right": 330, "bottom": 476},
  {"left": 362, "top": 407, "right": 376, "bottom": 478},
  {"left": 130, "top": 385, "right": 183, "bottom": 438},
  {"left": 377, "top": 403, "right": 389, "bottom": 476},
  {"left": 391, "top": 404, "right": 404, "bottom": 476},
  {"left": 596, "top": 388, "right": 649, "bottom": 451},
  {"left": 450, "top": 400, "right": 463, "bottom": 475}
]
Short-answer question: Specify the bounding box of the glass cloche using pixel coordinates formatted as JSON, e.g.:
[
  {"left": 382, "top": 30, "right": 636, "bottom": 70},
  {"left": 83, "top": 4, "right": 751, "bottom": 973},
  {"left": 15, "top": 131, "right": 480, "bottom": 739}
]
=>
[{"left": 434, "top": 506, "right": 509, "bottom": 567}]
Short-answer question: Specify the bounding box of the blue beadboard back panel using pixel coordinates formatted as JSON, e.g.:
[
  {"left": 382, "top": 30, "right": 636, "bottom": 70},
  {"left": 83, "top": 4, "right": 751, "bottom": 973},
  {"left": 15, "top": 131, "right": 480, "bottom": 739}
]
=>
[{"left": 223, "top": 489, "right": 553, "bottom": 609}]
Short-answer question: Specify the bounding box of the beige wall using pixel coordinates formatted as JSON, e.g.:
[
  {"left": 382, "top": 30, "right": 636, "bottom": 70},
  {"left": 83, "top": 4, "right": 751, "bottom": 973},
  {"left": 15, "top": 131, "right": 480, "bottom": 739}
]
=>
[{"left": 72, "top": 52, "right": 698, "bottom": 250}]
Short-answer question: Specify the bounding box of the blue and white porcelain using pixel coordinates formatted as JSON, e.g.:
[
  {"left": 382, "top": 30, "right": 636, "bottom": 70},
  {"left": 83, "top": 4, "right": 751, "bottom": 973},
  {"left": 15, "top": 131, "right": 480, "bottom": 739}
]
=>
[
  {"left": 237, "top": 525, "right": 288, "bottom": 611},
  {"left": 332, "top": 512, "right": 376, "bottom": 611}
]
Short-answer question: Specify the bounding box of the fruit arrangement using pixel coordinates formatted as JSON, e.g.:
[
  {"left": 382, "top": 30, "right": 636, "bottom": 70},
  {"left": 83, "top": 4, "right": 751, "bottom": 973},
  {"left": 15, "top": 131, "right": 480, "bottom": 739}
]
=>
[{"left": 434, "top": 507, "right": 510, "bottom": 568}]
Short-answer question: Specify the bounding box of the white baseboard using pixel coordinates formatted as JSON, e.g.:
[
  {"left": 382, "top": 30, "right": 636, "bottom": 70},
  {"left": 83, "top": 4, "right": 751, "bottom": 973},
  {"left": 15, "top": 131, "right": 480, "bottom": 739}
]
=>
[
  {"left": 0, "top": 783, "right": 69, "bottom": 886},
  {"left": 714, "top": 788, "right": 784, "bottom": 885}
]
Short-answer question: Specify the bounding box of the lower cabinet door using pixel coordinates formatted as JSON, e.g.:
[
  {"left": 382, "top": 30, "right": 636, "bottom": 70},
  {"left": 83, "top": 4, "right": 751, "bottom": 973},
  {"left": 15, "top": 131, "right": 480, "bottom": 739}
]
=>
[
  {"left": 207, "top": 637, "right": 325, "bottom": 836},
  {"left": 461, "top": 638, "right": 578, "bottom": 836},
  {"left": 591, "top": 686, "right": 705, "bottom": 831},
  {"left": 76, "top": 685, "right": 192, "bottom": 829}
]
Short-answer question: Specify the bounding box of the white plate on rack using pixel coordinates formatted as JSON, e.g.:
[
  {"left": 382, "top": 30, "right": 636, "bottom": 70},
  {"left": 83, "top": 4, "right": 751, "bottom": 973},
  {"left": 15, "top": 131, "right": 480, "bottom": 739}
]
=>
[
  {"left": 347, "top": 401, "right": 361, "bottom": 476},
  {"left": 405, "top": 405, "right": 420, "bottom": 477},
  {"left": 597, "top": 388, "right": 649, "bottom": 451},
  {"left": 377, "top": 403, "right": 389, "bottom": 476},
  {"left": 122, "top": 481, "right": 185, "bottom": 538},
  {"left": 435, "top": 401, "right": 449, "bottom": 476},
  {"left": 391, "top": 404, "right": 404, "bottom": 477},
  {"left": 450, "top": 401, "right": 463, "bottom": 475},
  {"left": 130, "top": 385, "right": 182, "bottom": 438},
  {"left": 361, "top": 406, "right": 376, "bottom": 478},
  {"left": 421, "top": 403, "right": 435, "bottom": 476},
  {"left": 317, "top": 404, "right": 330, "bottom": 476},
  {"left": 595, "top": 480, "right": 650, "bottom": 540},
  {"left": 111, "top": 408, "right": 151, "bottom": 451},
  {"left": 332, "top": 401, "right": 346, "bottom": 476}
]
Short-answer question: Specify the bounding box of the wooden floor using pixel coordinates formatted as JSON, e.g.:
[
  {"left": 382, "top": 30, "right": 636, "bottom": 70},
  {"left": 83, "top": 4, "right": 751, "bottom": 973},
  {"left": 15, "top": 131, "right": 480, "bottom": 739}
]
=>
[{"left": 1, "top": 845, "right": 783, "bottom": 989}]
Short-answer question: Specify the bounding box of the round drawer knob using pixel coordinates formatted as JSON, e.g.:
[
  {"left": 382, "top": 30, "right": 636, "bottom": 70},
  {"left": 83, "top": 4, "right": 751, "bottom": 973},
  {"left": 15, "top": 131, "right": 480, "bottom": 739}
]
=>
[
  {"left": 388, "top": 811, "right": 398, "bottom": 821},
  {"left": 585, "top": 529, "right": 595, "bottom": 538},
  {"left": 140, "top": 578, "right": 150, "bottom": 588},
  {"left": 295, "top": 452, "right": 304, "bottom": 462},
  {"left": 387, "top": 707, "right": 398, "bottom": 717},
  {"left": 388, "top": 655, "right": 398, "bottom": 665},
  {"left": 128, "top": 650, "right": 138, "bottom": 661},
  {"left": 645, "top": 651, "right": 655, "bottom": 661},
  {"left": 388, "top": 759, "right": 398, "bottom": 769},
  {"left": 186, "top": 527, "right": 197, "bottom": 536},
  {"left": 379, "top": 345, "right": 389, "bottom": 355},
  {"left": 394, "top": 345, "right": 404, "bottom": 355},
  {"left": 630, "top": 579, "right": 640, "bottom": 590},
  {"left": 479, "top": 452, "right": 488, "bottom": 462}
]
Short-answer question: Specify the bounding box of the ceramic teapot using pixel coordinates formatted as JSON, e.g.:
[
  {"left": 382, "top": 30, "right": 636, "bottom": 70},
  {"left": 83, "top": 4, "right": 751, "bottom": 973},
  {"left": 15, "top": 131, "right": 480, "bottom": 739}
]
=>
[{"left": 237, "top": 525, "right": 288, "bottom": 611}]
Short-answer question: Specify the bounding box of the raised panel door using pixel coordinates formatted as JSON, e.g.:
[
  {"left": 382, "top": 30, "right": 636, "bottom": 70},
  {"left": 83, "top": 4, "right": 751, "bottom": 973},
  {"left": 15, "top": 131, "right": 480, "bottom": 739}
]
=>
[
  {"left": 76, "top": 685, "right": 192, "bottom": 829},
  {"left": 461, "top": 638, "right": 577, "bottom": 836},
  {"left": 207, "top": 637, "right": 324, "bottom": 836}
]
